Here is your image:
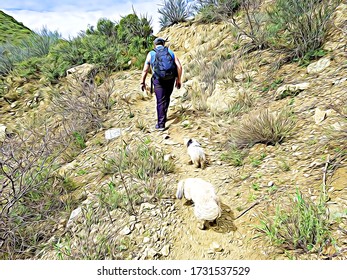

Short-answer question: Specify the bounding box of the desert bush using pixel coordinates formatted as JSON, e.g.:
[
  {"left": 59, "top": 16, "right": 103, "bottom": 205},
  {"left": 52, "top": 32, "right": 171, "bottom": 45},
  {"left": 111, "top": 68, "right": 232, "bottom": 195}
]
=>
[
  {"left": 225, "top": 0, "right": 270, "bottom": 51},
  {"left": 187, "top": 52, "right": 225, "bottom": 111},
  {"left": 229, "top": 108, "right": 295, "bottom": 148},
  {"left": 26, "top": 27, "right": 61, "bottom": 57},
  {"left": 194, "top": 0, "right": 242, "bottom": 23},
  {"left": 0, "top": 120, "right": 75, "bottom": 259},
  {"left": 266, "top": 0, "right": 340, "bottom": 59},
  {"left": 158, "top": 0, "right": 193, "bottom": 28},
  {"left": 50, "top": 77, "right": 114, "bottom": 134},
  {"left": 0, "top": 45, "right": 15, "bottom": 75},
  {"left": 192, "top": 58, "right": 221, "bottom": 111},
  {"left": 258, "top": 190, "right": 332, "bottom": 253},
  {"left": 325, "top": 96, "right": 347, "bottom": 166},
  {"left": 329, "top": 95, "right": 347, "bottom": 119}
]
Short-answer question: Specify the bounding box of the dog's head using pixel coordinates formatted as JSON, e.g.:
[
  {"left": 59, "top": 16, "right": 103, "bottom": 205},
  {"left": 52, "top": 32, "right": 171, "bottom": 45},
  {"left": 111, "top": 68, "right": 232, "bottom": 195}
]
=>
[
  {"left": 186, "top": 138, "right": 193, "bottom": 147},
  {"left": 186, "top": 138, "right": 201, "bottom": 148}
]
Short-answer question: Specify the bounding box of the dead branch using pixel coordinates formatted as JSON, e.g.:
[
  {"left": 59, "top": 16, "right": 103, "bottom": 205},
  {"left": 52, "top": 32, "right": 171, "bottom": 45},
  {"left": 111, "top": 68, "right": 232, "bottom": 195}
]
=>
[{"left": 235, "top": 200, "right": 260, "bottom": 220}]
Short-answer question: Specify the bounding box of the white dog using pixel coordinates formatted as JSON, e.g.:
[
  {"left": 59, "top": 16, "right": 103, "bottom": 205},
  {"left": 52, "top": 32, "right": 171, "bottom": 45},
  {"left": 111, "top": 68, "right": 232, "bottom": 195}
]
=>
[
  {"left": 176, "top": 178, "right": 221, "bottom": 230},
  {"left": 185, "top": 138, "right": 206, "bottom": 169}
]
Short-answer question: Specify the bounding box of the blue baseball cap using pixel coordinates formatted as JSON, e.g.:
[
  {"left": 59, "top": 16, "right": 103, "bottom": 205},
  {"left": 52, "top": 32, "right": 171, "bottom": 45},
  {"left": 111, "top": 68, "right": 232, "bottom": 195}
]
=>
[{"left": 153, "top": 37, "right": 167, "bottom": 45}]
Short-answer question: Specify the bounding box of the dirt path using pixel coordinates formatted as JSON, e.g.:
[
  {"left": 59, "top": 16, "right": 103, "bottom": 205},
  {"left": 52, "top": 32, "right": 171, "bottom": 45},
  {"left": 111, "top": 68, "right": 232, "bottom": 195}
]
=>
[{"left": 130, "top": 87, "right": 277, "bottom": 260}]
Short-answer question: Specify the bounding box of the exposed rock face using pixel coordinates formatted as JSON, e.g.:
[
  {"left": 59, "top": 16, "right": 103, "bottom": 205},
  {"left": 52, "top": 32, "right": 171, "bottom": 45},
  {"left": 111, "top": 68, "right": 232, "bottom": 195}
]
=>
[
  {"left": 206, "top": 85, "right": 238, "bottom": 113},
  {"left": 66, "top": 63, "right": 98, "bottom": 87},
  {"left": 66, "top": 63, "right": 97, "bottom": 79}
]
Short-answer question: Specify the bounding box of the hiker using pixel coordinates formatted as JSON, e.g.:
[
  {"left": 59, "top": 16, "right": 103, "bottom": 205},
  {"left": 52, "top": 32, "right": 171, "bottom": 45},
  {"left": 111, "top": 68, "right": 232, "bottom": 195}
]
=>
[{"left": 140, "top": 37, "right": 182, "bottom": 131}]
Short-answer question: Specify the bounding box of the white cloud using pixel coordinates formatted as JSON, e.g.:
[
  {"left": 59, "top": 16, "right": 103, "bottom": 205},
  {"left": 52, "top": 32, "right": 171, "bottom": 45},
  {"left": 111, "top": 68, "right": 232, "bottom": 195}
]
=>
[
  {"left": 2, "top": 0, "right": 130, "bottom": 12},
  {"left": 3, "top": 0, "right": 162, "bottom": 39}
]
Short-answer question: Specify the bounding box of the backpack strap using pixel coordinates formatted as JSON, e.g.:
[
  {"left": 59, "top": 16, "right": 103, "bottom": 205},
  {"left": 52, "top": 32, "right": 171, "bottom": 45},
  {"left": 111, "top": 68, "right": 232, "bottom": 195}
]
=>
[
  {"left": 150, "top": 76, "right": 154, "bottom": 94},
  {"left": 151, "top": 48, "right": 159, "bottom": 80}
]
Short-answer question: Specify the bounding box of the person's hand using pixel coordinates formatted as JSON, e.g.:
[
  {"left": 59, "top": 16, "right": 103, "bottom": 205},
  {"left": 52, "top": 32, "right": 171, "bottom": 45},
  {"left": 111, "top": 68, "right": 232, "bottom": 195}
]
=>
[
  {"left": 175, "top": 80, "right": 181, "bottom": 89},
  {"left": 140, "top": 82, "right": 146, "bottom": 91}
]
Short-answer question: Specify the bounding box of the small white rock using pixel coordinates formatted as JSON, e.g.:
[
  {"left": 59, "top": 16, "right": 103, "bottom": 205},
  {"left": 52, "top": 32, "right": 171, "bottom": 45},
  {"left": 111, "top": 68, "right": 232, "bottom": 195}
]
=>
[
  {"left": 105, "top": 128, "right": 122, "bottom": 140},
  {"left": 210, "top": 242, "right": 223, "bottom": 252},
  {"left": 120, "top": 226, "right": 132, "bottom": 235},
  {"left": 143, "top": 237, "right": 151, "bottom": 243},
  {"left": 160, "top": 245, "right": 170, "bottom": 257}
]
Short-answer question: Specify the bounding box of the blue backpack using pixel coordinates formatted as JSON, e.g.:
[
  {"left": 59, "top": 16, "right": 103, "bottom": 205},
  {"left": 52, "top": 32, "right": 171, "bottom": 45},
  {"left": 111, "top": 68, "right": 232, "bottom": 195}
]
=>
[{"left": 152, "top": 47, "right": 177, "bottom": 80}]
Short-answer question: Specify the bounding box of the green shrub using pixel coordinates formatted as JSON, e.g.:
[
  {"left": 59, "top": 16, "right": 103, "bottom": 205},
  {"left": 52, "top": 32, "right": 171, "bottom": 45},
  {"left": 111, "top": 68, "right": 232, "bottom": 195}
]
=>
[
  {"left": 258, "top": 190, "right": 332, "bottom": 253},
  {"left": 13, "top": 56, "right": 45, "bottom": 78},
  {"left": 87, "top": 18, "right": 117, "bottom": 37},
  {"left": 72, "top": 132, "right": 87, "bottom": 149},
  {"left": 98, "top": 181, "right": 129, "bottom": 211},
  {"left": 1, "top": 11, "right": 153, "bottom": 81},
  {"left": 117, "top": 13, "right": 153, "bottom": 45},
  {"left": 43, "top": 11, "right": 153, "bottom": 82}
]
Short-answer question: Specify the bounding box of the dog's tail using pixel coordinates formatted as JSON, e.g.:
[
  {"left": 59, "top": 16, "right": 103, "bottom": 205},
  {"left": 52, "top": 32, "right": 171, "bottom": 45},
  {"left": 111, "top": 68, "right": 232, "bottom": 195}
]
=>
[{"left": 176, "top": 180, "right": 185, "bottom": 199}]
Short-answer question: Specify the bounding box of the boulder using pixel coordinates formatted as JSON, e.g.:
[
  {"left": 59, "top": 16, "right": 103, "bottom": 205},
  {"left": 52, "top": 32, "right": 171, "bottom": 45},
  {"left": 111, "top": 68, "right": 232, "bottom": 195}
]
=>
[
  {"left": 66, "top": 63, "right": 98, "bottom": 86},
  {"left": 206, "top": 84, "right": 238, "bottom": 113},
  {"left": 307, "top": 57, "right": 331, "bottom": 74}
]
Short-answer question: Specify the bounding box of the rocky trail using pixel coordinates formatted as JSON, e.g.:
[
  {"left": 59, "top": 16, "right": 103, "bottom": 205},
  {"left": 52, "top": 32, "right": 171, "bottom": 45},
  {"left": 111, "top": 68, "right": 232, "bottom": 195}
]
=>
[
  {"left": 45, "top": 63, "right": 345, "bottom": 260},
  {"left": 1, "top": 5, "right": 347, "bottom": 260}
]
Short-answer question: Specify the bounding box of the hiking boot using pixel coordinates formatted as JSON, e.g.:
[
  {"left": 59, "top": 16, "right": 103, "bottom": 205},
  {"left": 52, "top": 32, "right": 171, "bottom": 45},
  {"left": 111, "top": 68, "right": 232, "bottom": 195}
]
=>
[{"left": 155, "top": 124, "right": 165, "bottom": 131}]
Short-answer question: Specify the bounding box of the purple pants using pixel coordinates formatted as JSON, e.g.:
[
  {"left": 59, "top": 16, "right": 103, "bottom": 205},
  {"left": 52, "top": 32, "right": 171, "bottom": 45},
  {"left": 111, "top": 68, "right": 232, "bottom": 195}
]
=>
[{"left": 153, "top": 78, "right": 175, "bottom": 128}]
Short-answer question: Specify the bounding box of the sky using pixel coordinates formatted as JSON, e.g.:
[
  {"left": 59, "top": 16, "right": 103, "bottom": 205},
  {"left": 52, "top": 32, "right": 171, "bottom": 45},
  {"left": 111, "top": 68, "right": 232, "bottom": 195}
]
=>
[{"left": 1, "top": 0, "right": 163, "bottom": 39}]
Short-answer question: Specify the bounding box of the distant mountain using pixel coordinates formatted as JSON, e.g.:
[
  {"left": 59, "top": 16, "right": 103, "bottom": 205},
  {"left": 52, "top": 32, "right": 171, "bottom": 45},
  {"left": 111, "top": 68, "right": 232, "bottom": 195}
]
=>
[{"left": 0, "top": 10, "right": 33, "bottom": 44}]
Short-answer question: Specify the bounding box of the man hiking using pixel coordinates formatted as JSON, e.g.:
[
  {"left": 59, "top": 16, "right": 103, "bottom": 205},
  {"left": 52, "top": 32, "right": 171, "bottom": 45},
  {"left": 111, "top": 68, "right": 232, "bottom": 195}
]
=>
[{"left": 140, "top": 37, "right": 182, "bottom": 131}]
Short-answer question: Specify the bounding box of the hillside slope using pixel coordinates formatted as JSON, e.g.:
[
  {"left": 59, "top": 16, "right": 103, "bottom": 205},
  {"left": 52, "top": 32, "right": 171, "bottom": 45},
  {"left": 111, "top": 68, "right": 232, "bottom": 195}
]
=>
[
  {"left": 0, "top": 4, "right": 346, "bottom": 260},
  {"left": 0, "top": 10, "right": 32, "bottom": 44}
]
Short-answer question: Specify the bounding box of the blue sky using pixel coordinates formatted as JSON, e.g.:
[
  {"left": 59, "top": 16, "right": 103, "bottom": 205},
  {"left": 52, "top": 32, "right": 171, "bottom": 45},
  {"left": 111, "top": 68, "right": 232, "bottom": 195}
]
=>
[{"left": 1, "top": 0, "right": 162, "bottom": 39}]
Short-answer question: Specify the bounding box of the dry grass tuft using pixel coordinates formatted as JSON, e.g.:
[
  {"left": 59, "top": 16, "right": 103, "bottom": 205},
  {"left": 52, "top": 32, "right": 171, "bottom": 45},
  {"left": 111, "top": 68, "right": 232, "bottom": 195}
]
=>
[{"left": 229, "top": 108, "right": 295, "bottom": 148}]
